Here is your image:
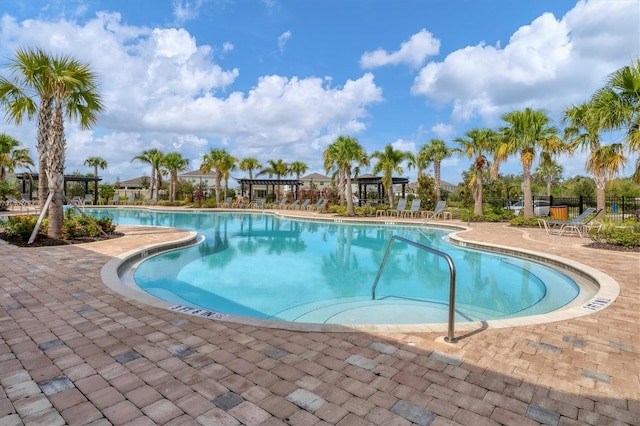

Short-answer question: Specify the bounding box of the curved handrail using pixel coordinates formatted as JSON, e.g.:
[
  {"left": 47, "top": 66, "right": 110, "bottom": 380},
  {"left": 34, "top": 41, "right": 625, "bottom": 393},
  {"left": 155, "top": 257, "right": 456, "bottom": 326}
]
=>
[{"left": 372, "top": 235, "right": 457, "bottom": 343}]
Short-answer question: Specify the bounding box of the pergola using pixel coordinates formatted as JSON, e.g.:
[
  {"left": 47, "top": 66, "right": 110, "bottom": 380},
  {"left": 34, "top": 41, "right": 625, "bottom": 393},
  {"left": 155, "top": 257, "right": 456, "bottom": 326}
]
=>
[
  {"left": 15, "top": 173, "right": 102, "bottom": 205},
  {"left": 354, "top": 176, "right": 410, "bottom": 206},
  {"left": 237, "top": 179, "right": 303, "bottom": 201}
]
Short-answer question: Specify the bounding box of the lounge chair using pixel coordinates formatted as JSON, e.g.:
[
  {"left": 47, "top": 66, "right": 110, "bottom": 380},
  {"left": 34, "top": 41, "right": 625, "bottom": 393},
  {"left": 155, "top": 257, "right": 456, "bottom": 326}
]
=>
[
  {"left": 113, "top": 194, "right": 120, "bottom": 205},
  {"left": 21, "top": 194, "right": 37, "bottom": 206},
  {"left": 401, "top": 199, "right": 422, "bottom": 218},
  {"left": 387, "top": 198, "right": 407, "bottom": 217},
  {"left": 312, "top": 199, "right": 328, "bottom": 212},
  {"left": 250, "top": 199, "right": 265, "bottom": 209},
  {"left": 127, "top": 194, "right": 135, "bottom": 204},
  {"left": 84, "top": 194, "right": 93, "bottom": 205},
  {"left": 538, "top": 208, "right": 602, "bottom": 238},
  {"left": 295, "top": 199, "right": 311, "bottom": 210},
  {"left": 71, "top": 196, "right": 84, "bottom": 206},
  {"left": 273, "top": 198, "right": 288, "bottom": 209},
  {"left": 220, "top": 197, "right": 233, "bottom": 208},
  {"left": 286, "top": 199, "right": 300, "bottom": 210},
  {"left": 423, "top": 200, "right": 451, "bottom": 219}
]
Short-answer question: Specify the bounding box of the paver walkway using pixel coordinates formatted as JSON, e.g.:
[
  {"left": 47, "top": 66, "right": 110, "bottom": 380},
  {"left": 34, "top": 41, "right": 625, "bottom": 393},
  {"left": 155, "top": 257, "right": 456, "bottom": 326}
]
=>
[{"left": 1, "top": 211, "right": 639, "bottom": 425}]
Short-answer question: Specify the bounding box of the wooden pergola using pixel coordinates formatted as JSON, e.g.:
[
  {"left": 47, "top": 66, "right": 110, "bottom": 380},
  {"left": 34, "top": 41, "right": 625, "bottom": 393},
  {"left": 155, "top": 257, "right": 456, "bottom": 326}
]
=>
[
  {"left": 15, "top": 173, "right": 102, "bottom": 205},
  {"left": 237, "top": 179, "right": 303, "bottom": 201},
  {"left": 354, "top": 176, "right": 409, "bottom": 206}
]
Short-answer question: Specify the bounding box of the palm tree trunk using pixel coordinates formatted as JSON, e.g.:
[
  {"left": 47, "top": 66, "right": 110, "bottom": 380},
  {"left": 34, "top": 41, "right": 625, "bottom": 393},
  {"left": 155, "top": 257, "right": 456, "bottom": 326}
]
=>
[
  {"left": 345, "top": 167, "right": 354, "bottom": 216},
  {"left": 522, "top": 162, "right": 534, "bottom": 218},
  {"left": 37, "top": 98, "right": 53, "bottom": 211},
  {"left": 434, "top": 161, "right": 441, "bottom": 201},
  {"left": 474, "top": 169, "right": 483, "bottom": 215},
  {"left": 47, "top": 101, "right": 66, "bottom": 239},
  {"left": 594, "top": 172, "right": 606, "bottom": 212}
]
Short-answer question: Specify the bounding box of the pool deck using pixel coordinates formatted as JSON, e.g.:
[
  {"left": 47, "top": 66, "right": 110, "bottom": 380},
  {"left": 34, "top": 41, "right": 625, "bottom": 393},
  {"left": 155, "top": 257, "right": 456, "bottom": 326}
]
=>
[{"left": 1, "top": 207, "right": 639, "bottom": 425}]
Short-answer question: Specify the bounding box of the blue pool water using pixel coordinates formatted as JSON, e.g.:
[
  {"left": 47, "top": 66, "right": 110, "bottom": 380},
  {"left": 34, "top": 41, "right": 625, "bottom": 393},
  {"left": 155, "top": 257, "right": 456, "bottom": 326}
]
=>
[{"left": 89, "top": 208, "right": 581, "bottom": 325}]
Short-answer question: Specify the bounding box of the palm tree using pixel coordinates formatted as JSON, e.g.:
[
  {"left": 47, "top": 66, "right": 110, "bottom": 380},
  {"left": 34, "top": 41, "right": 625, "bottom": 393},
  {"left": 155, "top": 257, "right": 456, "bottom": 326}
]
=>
[
  {"left": 288, "top": 161, "right": 308, "bottom": 180},
  {"left": 219, "top": 152, "right": 238, "bottom": 198},
  {"left": 417, "top": 139, "right": 453, "bottom": 201},
  {"left": 563, "top": 101, "right": 612, "bottom": 211},
  {"left": 84, "top": 156, "right": 107, "bottom": 199},
  {"left": 132, "top": 148, "right": 164, "bottom": 200},
  {"left": 500, "top": 108, "right": 560, "bottom": 218},
  {"left": 534, "top": 160, "right": 563, "bottom": 197},
  {"left": 239, "top": 157, "right": 261, "bottom": 179},
  {"left": 201, "top": 148, "right": 236, "bottom": 204},
  {"left": 370, "top": 144, "right": 412, "bottom": 206},
  {"left": 590, "top": 58, "right": 640, "bottom": 182},
  {"left": 0, "top": 48, "right": 103, "bottom": 238},
  {"left": 162, "top": 152, "right": 189, "bottom": 202},
  {"left": 259, "top": 159, "right": 288, "bottom": 200},
  {"left": 323, "top": 135, "right": 368, "bottom": 216},
  {"left": 453, "top": 128, "right": 496, "bottom": 216},
  {"left": 0, "top": 134, "right": 34, "bottom": 180}
]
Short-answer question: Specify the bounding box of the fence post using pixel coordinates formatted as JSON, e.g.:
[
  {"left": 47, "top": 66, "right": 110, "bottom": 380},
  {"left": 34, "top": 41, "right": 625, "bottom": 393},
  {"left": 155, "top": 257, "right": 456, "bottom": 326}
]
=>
[
  {"left": 549, "top": 195, "right": 554, "bottom": 206},
  {"left": 579, "top": 196, "right": 584, "bottom": 215}
]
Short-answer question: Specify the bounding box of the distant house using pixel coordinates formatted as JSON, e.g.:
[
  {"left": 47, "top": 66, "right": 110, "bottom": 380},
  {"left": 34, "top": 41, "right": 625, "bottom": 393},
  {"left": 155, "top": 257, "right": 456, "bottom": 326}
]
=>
[
  {"left": 117, "top": 176, "right": 148, "bottom": 190},
  {"left": 300, "top": 173, "right": 331, "bottom": 189}
]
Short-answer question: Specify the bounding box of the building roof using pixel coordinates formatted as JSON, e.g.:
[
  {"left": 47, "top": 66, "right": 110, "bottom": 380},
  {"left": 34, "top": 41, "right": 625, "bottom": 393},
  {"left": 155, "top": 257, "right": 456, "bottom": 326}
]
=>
[{"left": 301, "top": 172, "right": 330, "bottom": 181}]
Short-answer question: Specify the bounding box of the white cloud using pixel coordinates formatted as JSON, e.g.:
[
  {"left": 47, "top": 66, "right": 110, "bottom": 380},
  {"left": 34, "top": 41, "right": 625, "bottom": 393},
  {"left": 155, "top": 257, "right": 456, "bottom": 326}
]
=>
[
  {"left": 411, "top": 0, "right": 640, "bottom": 125},
  {"left": 172, "top": 0, "right": 204, "bottom": 25},
  {"left": 360, "top": 29, "right": 440, "bottom": 69},
  {"left": 0, "top": 12, "right": 383, "bottom": 181},
  {"left": 278, "top": 31, "right": 291, "bottom": 52}
]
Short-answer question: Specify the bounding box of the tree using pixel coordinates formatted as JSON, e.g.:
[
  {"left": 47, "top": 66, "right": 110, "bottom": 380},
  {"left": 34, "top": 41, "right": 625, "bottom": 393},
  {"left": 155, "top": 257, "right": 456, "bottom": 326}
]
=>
[
  {"left": 0, "top": 133, "right": 34, "bottom": 180},
  {"left": 500, "top": 108, "right": 561, "bottom": 218},
  {"left": 323, "top": 136, "right": 368, "bottom": 216},
  {"left": 84, "top": 156, "right": 107, "bottom": 196},
  {"left": 591, "top": 58, "right": 640, "bottom": 182},
  {"left": 417, "top": 139, "right": 453, "bottom": 201},
  {"left": 533, "top": 161, "right": 563, "bottom": 196},
  {"left": 0, "top": 47, "right": 103, "bottom": 238},
  {"left": 370, "top": 144, "right": 412, "bottom": 206},
  {"left": 239, "top": 157, "right": 261, "bottom": 179},
  {"left": 132, "top": 149, "right": 164, "bottom": 200},
  {"left": 453, "top": 128, "right": 496, "bottom": 215},
  {"left": 162, "top": 152, "right": 189, "bottom": 202},
  {"left": 201, "top": 148, "right": 236, "bottom": 204},
  {"left": 288, "top": 161, "right": 308, "bottom": 180},
  {"left": 259, "top": 159, "right": 288, "bottom": 200},
  {"left": 563, "top": 101, "right": 623, "bottom": 212}
]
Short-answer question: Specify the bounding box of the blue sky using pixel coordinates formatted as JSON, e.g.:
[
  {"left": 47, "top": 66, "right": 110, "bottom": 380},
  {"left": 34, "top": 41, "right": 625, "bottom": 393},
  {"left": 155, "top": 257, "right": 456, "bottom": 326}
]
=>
[{"left": 0, "top": 0, "right": 638, "bottom": 186}]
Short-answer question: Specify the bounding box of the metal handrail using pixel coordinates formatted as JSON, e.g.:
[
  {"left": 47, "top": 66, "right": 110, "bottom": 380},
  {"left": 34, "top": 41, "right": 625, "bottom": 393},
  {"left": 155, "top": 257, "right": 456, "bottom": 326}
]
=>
[{"left": 372, "top": 235, "right": 457, "bottom": 343}]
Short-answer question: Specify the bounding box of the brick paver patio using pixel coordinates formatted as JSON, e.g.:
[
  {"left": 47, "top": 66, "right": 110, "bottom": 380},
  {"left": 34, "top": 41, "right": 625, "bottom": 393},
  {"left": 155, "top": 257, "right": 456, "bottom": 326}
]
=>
[{"left": 1, "top": 208, "right": 639, "bottom": 425}]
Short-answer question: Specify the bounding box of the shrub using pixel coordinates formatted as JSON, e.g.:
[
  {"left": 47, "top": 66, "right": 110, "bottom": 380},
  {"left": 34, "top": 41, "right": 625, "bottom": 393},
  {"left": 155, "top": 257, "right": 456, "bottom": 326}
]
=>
[
  {"left": 1, "top": 215, "right": 48, "bottom": 239},
  {"left": 590, "top": 224, "right": 640, "bottom": 248},
  {"left": 61, "top": 210, "right": 116, "bottom": 239},
  {"left": 509, "top": 216, "right": 541, "bottom": 227}
]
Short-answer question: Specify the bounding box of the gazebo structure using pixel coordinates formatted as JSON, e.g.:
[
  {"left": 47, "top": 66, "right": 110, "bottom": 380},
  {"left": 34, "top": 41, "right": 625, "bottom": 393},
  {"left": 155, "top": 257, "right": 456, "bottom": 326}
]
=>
[
  {"left": 15, "top": 173, "right": 102, "bottom": 205},
  {"left": 237, "top": 179, "right": 303, "bottom": 201},
  {"left": 354, "top": 175, "right": 410, "bottom": 206}
]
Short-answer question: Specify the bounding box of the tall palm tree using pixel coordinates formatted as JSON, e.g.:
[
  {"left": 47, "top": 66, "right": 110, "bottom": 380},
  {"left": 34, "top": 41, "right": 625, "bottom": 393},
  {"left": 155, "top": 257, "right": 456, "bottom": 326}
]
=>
[
  {"left": 219, "top": 152, "right": 238, "bottom": 198},
  {"left": 417, "top": 139, "right": 453, "bottom": 201},
  {"left": 453, "top": 128, "right": 496, "bottom": 215},
  {"left": 370, "top": 144, "right": 412, "bottom": 206},
  {"left": 84, "top": 156, "right": 107, "bottom": 199},
  {"left": 288, "top": 161, "right": 308, "bottom": 180},
  {"left": 500, "top": 108, "right": 560, "bottom": 218},
  {"left": 534, "top": 160, "right": 563, "bottom": 197},
  {"left": 563, "top": 101, "right": 612, "bottom": 211},
  {"left": 259, "top": 159, "right": 288, "bottom": 200},
  {"left": 323, "top": 135, "right": 368, "bottom": 216},
  {"left": 591, "top": 58, "right": 640, "bottom": 182},
  {"left": 239, "top": 157, "right": 261, "bottom": 179},
  {"left": 201, "top": 148, "right": 236, "bottom": 204},
  {"left": 132, "top": 148, "right": 164, "bottom": 200},
  {"left": 0, "top": 48, "right": 103, "bottom": 238},
  {"left": 162, "top": 152, "right": 189, "bottom": 202},
  {"left": 0, "top": 134, "right": 34, "bottom": 180}
]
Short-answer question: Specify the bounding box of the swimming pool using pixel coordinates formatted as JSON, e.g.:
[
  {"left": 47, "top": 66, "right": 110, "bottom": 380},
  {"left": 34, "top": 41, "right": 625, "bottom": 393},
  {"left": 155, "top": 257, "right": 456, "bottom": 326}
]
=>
[{"left": 91, "top": 208, "right": 596, "bottom": 326}]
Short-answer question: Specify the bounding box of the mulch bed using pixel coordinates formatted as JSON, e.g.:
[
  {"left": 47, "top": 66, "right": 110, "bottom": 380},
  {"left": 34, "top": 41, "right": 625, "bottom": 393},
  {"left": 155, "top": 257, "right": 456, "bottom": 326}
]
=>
[
  {"left": 584, "top": 241, "right": 640, "bottom": 253},
  {"left": 0, "top": 231, "right": 124, "bottom": 248}
]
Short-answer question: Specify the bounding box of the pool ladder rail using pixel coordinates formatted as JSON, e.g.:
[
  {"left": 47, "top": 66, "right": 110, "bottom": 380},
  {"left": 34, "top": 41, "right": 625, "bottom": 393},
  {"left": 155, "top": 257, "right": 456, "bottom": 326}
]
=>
[{"left": 372, "top": 235, "right": 458, "bottom": 343}]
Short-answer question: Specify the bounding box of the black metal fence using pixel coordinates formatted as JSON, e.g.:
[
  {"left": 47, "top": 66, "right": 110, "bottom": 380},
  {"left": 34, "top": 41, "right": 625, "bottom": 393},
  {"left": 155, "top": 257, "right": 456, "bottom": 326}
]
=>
[{"left": 488, "top": 196, "right": 640, "bottom": 222}]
